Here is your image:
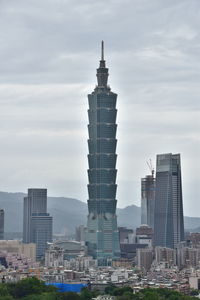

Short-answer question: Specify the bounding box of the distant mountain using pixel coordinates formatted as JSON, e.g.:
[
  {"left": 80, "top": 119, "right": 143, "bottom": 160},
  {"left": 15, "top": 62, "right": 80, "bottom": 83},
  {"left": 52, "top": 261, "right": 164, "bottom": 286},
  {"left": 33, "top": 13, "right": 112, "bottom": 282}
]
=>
[
  {"left": 184, "top": 216, "right": 200, "bottom": 231},
  {"left": 0, "top": 191, "right": 88, "bottom": 234},
  {"left": 0, "top": 192, "right": 25, "bottom": 233},
  {"left": 0, "top": 191, "right": 199, "bottom": 234},
  {"left": 48, "top": 196, "right": 88, "bottom": 234},
  {"left": 117, "top": 205, "right": 141, "bottom": 229}
]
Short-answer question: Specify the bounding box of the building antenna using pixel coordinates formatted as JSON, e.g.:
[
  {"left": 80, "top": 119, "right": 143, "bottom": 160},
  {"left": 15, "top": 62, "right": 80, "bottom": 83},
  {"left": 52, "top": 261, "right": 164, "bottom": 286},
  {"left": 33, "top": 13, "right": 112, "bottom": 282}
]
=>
[
  {"left": 101, "top": 40, "right": 104, "bottom": 60},
  {"left": 146, "top": 159, "right": 154, "bottom": 177}
]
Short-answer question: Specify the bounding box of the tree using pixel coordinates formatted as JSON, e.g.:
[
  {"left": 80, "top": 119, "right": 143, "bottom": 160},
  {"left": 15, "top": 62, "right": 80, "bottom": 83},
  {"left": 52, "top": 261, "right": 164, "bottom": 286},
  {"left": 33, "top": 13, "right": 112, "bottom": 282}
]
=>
[
  {"left": 0, "top": 296, "right": 14, "bottom": 300},
  {"left": 143, "top": 291, "right": 161, "bottom": 300},
  {"left": 105, "top": 284, "right": 117, "bottom": 295},
  {"left": 190, "top": 290, "right": 199, "bottom": 296},
  {"left": 7, "top": 277, "right": 50, "bottom": 298},
  {"left": 59, "top": 292, "right": 80, "bottom": 300},
  {"left": 122, "top": 291, "right": 135, "bottom": 300},
  {"left": 113, "top": 286, "right": 133, "bottom": 296},
  {"left": 0, "top": 284, "right": 10, "bottom": 297},
  {"left": 80, "top": 287, "right": 92, "bottom": 300}
]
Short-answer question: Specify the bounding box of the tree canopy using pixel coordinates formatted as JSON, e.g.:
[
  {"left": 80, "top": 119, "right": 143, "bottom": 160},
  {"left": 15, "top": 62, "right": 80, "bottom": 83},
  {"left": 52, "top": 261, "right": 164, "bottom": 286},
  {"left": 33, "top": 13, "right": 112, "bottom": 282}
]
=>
[{"left": 0, "top": 278, "right": 198, "bottom": 300}]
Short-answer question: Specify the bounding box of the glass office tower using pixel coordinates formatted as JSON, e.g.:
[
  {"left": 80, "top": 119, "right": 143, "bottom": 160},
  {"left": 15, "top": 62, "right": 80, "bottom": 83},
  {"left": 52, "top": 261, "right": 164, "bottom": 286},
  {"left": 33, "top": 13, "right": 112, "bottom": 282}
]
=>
[
  {"left": 154, "top": 153, "right": 184, "bottom": 249},
  {"left": 23, "top": 188, "right": 52, "bottom": 260},
  {"left": 86, "top": 42, "right": 120, "bottom": 263},
  {"left": 31, "top": 213, "right": 53, "bottom": 260},
  {"left": 23, "top": 188, "right": 47, "bottom": 243}
]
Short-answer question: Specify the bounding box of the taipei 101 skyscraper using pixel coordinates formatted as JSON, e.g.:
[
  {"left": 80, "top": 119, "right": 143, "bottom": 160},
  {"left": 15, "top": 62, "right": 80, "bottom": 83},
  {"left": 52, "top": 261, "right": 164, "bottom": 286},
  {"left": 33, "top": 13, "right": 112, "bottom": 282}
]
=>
[{"left": 86, "top": 42, "right": 120, "bottom": 264}]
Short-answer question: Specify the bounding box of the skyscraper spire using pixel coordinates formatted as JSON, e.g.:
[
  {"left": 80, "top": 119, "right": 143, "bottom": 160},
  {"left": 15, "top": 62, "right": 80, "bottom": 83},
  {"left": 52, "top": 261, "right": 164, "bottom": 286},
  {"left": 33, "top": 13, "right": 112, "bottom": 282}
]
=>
[
  {"left": 101, "top": 40, "right": 104, "bottom": 61},
  {"left": 97, "top": 41, "right": 109, "bottom": 87}
]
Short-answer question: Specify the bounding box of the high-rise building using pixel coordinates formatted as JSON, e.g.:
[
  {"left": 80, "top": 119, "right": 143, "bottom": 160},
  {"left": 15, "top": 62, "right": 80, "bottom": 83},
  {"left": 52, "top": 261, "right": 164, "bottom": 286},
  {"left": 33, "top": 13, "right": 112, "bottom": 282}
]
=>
[
  {"left": 155, "top": 246, "right": 176, "bottom": 267},
  {"left": 0, "top": 209, "right": 4, "bottom": 240},
  {"left": 136, "top": 248, "right": 153, "bottom": 271},
  {"left": 23, "top": 188, "right": 52, "bottom": 260},
  {"left": 177, "top": 244, "right": 200, "bottom": 269},
  {"left": 75, "top": 225, "right": 87, "bottom": 242},
  {"left": 31, "top": 213, "right": 53, "bottom": 260},
  {"left": 23, "top": 189, "right": 47, "bottom": 243},
  {"left": 86, "top": 42, "right": 120, "bottom": 263},
  {"left": 154, "top": 153, "right": 184, "bottom": 249},
  {"left": 141, "top": 174, "right": 155, "bottom": 228}
]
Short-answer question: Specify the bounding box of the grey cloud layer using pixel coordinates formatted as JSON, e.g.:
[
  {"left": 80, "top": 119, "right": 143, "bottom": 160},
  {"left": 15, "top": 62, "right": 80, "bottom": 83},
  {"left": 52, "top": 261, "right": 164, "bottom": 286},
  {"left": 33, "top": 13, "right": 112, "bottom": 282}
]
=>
[{"left": 0, "top": 0, "right": 199, "bottom": 216}]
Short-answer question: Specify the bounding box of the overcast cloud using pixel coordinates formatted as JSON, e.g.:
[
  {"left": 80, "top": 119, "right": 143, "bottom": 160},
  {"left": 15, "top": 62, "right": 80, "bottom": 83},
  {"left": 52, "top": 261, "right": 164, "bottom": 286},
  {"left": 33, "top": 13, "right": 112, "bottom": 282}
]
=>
[{"left": 0, "top": 0, "right": 200, "bottom": 216}]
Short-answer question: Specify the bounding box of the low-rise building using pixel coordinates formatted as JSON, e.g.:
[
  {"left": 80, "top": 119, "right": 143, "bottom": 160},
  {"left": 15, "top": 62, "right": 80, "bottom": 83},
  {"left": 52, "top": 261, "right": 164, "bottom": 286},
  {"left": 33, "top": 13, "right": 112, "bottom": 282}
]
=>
[
  {"left": 0, "top": 240, "right": 36, "bottom": 261},
  {"left": 45, "top": 244, "right": 64, "bottom": 267},
  {"left": 136, "top": 225, "right": 153, "bottom": 248},
  {"left": 177, "top": 246, "right": 200, "bottom": 268},
  {"left": 189, "top": 276, "right": 200, "bottom": 290},
  {"left": 155, "top": 247, "right": 176, "bottom": 267}
]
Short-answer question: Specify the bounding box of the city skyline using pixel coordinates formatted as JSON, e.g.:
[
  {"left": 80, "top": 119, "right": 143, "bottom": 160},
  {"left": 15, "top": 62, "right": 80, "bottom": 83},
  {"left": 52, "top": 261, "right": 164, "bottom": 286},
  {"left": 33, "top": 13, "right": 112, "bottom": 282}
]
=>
[{"left": 0, "top": 1, "right": 200, "bottom": 217}]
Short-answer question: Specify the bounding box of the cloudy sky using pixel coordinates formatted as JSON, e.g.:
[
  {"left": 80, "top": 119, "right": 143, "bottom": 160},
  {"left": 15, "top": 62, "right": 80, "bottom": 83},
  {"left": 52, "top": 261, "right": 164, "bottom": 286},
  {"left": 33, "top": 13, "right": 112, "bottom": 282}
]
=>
[{"left": 0, "top": 0, "right": 200, "bottom": 216}]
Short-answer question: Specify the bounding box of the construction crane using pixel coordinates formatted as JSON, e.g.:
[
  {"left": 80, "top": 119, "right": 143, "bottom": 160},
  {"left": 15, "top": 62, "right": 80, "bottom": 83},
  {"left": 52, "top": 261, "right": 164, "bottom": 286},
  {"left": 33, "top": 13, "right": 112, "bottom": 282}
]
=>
[{"left": 146, "top": 159, "right": 154, "bottom": 177}]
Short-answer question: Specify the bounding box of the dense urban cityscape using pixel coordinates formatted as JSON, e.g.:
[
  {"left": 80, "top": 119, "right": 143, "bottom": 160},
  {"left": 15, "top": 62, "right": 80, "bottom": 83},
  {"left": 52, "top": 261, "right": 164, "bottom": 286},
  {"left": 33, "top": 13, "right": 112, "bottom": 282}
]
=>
[
  {"left": 0, "top": 1, "right": 200, "bottom": 299},
  {"left": 0, "top": 42, "right": 198, "bottom": 299}
]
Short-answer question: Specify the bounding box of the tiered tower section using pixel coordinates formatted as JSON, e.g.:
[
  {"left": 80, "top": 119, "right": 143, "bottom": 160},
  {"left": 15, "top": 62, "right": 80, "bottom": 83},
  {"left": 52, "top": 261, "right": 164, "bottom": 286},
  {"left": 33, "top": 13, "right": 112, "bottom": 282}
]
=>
[{"left": 86, "top": 42, "right": 120, "bottom": 263}]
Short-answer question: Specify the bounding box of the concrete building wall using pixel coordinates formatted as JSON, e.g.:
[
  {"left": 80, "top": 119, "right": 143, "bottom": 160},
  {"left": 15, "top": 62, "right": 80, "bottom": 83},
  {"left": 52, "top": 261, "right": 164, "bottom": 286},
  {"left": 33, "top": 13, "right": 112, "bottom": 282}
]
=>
[
  {"left": 189, "top": 277, "right": 200, "bottom": 290},
  {"left": 0, "top": 240, "right": 36, "bottom": 261},
  {"left": 137, "top": 248, "right": 153, "bottom": 271}
]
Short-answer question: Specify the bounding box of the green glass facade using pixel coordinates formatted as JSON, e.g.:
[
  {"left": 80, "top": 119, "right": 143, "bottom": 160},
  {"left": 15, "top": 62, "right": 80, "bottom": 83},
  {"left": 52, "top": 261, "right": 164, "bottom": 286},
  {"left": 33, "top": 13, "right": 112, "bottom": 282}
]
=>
[{"left": 86, "top": 42, "right": 120, "bottom": 264}]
